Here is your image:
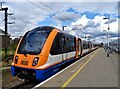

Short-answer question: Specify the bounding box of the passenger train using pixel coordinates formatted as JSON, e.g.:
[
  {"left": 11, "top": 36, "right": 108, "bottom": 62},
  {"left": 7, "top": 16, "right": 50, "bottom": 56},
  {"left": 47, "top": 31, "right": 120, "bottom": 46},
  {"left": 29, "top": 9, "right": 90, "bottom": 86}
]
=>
[{"left": 11, "top": 26, "right": 98, "bottom": 82}]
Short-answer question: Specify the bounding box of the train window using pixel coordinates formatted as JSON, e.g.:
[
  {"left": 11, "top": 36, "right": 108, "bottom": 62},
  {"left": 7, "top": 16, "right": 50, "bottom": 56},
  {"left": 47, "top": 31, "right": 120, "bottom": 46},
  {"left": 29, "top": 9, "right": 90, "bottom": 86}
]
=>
[
  {"left": 17, "top": 28, "right": 51, "bottom": 55},
  {"left": 50, "top": 33, "right": 76, "bottom": 55},
  {"left": 50, "top": 33, "right": 62, "bottom": 55},
  {"left": 66, "top": 36, "right": 76, "bottom": 52},
  {"left": 82, "top": 41, "right": 89, "bottom": 49}
]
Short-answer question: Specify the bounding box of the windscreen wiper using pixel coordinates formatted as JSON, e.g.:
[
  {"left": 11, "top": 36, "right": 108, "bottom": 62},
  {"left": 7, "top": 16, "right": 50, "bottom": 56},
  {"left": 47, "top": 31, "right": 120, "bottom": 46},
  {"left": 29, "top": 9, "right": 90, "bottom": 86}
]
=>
[{"left": 23, "top": 53, "right": 27, "bottom": 57}]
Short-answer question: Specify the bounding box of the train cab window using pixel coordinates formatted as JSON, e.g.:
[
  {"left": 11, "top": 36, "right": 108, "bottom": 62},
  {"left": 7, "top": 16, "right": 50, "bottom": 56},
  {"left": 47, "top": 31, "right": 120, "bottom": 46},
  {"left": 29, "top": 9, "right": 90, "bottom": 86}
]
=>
[
  {"left": 50, "top": 33, "right": 76, "bottom": 55},
  {"left": 17, "top": 28, "right": 51, "bottom": 55}
]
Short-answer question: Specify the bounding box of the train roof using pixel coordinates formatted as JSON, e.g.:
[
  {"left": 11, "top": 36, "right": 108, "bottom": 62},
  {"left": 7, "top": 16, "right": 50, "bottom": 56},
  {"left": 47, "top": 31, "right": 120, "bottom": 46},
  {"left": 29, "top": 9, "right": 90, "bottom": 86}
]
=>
[
  {"left": 27, "top": 26, "right": 56, "bottom": 34},
  {"left": 32, "top": 26, "right": 56, "bottom": 31},
  {"left": 30, "top": 26, "right": 73, "bottom": 36},
  {"left": 29, "top": 26, "right": 82, "bottom": 39}
]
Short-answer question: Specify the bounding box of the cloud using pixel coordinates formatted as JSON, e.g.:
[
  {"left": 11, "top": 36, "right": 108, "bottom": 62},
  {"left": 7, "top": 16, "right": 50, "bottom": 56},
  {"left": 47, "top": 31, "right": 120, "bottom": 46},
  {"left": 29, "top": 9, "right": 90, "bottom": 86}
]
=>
[
  {"left": 85, "top": 20, "right": 100, "bottom": 28},
  {"left": 104, "top": 18, "right": 117, "bottom": 24},
  {"left": 108, "top": 18, "right": 118, "bottom": 34},
  {"left": 71, "top": 15, "right": 89, "bottom": 26},
  {"left": 75, "top": 2, "right": 118, "bottom": 15},
  {"left": 66, "top": 15, "right": 118, "bottom": 40},
  {"left": 1, "top": 2, "right": 50, "bottom": 39},
  {"left": 53, "top": 11, "right": 81, "bottom": 22},
  {"left": 43, "top": 2, "right": 118, "bottom": 15},
  {"left": 0, "top": 1, "right": 118, "bottom": 42}
]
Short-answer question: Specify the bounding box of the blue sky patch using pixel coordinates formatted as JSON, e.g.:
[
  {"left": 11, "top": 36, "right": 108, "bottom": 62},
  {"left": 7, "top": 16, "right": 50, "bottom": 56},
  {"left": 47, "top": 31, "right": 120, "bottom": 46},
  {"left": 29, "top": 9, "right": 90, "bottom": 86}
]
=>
[
  {"left": 66, "top": 8, "right": 79, "bottom": 14},
  {"left": 81, "top": 12, "right": 100, "bottom": 19},
  {"left": 66, "top": 8, "right": 76, "bottom": 12},
  {"left": 103, "top": 13, "right": 110, "bottom": 18}
]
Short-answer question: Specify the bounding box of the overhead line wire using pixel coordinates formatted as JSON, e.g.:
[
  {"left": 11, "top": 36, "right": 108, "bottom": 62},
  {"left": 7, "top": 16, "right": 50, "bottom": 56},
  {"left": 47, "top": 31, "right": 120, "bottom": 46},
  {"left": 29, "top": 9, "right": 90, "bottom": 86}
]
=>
[
  {"left": 28, "top": 1, "right": 72, "bottom": 25},
  {"left": 36, "top": 1, "right": 82, "bottom": 30},
  {"left": 38, "top": 2, "right": 74, "bottom": 22}
]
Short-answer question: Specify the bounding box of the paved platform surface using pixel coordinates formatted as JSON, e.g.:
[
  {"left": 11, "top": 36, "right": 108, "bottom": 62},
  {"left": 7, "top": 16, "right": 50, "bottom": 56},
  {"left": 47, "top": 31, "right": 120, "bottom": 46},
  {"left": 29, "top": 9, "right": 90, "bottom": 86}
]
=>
[{"left": 35, "top": 48, "right": 118, "bottom": 88}]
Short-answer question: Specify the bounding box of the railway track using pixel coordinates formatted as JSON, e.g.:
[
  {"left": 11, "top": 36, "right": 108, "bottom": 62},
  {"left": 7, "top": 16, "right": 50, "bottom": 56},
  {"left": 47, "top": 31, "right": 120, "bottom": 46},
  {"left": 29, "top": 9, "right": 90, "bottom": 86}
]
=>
[{"left": 9, "top": 80, "right": 39, "bottom": 89}]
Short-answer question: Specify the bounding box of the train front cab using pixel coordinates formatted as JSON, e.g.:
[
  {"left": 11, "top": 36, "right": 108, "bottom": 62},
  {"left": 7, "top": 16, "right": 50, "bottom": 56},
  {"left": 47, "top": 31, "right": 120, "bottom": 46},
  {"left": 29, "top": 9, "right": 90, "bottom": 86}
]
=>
[{"left": 11, "top": 27, "right": 60, "bottom": 81}]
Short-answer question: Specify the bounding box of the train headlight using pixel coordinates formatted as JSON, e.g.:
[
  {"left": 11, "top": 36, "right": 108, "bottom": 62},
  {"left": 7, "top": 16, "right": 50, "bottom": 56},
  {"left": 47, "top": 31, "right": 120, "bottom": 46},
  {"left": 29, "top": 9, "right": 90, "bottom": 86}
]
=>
[
  {"left": 14, "top": 56, "right": 18, "bottom": 64},
  {"left": 32, "top": 57, "right": 39, "bottom": 66}
]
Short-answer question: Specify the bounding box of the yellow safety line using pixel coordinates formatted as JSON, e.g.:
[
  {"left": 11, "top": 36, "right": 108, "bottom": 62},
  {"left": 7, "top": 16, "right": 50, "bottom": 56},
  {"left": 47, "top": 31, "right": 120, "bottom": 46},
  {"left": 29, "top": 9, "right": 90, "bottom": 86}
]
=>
[{"left": 61, "top": 49, "right": 100, "bottom": 89}]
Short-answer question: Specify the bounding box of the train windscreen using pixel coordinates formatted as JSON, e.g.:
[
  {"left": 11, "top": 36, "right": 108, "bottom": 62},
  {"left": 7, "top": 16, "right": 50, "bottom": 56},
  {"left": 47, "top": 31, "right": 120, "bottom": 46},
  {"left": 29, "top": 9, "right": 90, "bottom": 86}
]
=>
[{"left": 17, "top": 28, "right": 51, "bottom": 55}]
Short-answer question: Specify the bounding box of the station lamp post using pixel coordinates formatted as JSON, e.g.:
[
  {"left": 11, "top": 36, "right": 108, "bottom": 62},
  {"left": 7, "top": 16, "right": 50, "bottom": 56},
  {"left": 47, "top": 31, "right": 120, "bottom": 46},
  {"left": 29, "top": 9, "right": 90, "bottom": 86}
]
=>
[
  {"left": 62, "top": 26, "right": 67, "bottom": 31},
  {"left": 0, "top": 2, "right": 14, "bottom": 62},
  {"left": 103, "top": 17, "right": 110, "bottom": 57}
]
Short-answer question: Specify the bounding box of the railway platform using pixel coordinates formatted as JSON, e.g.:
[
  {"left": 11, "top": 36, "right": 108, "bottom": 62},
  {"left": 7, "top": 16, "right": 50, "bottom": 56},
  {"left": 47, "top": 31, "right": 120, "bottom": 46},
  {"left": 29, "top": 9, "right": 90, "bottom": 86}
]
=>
[{"left": 34, "top": 48, "right": 118, "bottom": 88}]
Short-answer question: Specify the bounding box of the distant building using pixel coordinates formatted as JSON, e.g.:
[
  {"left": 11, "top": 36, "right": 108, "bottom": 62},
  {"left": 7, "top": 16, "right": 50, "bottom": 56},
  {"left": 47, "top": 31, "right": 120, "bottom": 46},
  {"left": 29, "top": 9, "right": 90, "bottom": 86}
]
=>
[
  {"left": 11, "top": 36, "right": 22, "bottom": 44},
  {"left": 109, "top": 38, "right": 120, "bottom": 53},
  {"left": 0, "top": 29, "right": 12, "bottom": 49}
]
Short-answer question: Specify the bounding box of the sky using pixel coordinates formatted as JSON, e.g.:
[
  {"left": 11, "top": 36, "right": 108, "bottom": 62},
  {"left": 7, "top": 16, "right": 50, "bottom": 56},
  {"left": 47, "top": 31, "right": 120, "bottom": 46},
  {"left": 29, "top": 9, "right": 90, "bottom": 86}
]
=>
[{"left": 0, "top": 0, "right": 119, "bottom": 43}]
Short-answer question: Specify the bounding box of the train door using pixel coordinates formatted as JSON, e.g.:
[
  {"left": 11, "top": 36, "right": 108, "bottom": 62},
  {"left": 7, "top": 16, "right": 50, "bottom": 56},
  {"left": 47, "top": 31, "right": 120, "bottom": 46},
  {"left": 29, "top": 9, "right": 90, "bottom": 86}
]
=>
[
  {"left": 78, "top": 38, "right": 82, "bottom": 56},
  {"left": 89, "top": 41, "right": 92, "bottom": 52},
  {"left": 61, "top": 36, "right": 66, "bottom": 61},
  {"left": 75, "top": 38, "right": 79, "bottom": 58}
]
